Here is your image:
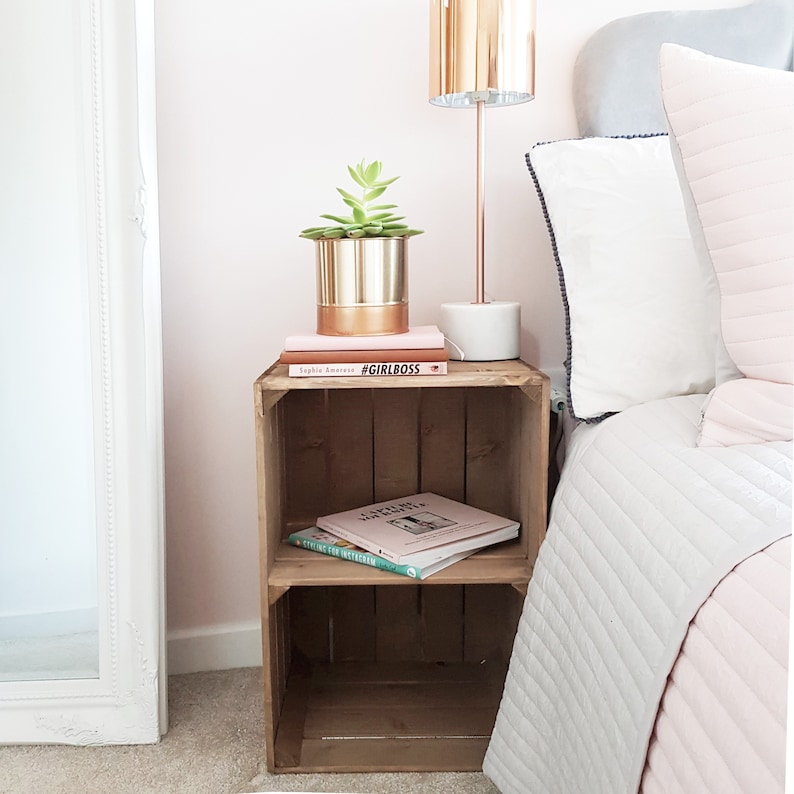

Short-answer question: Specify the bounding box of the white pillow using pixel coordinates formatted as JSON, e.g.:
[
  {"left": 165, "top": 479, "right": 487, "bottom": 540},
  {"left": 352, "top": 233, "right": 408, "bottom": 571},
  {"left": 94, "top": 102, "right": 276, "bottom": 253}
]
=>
[
  {"left": 527, "top": 134, "right": 719, "bottom": 421},
  {"left": 660, "top": 44, "right": 794, "bottom": 446}
]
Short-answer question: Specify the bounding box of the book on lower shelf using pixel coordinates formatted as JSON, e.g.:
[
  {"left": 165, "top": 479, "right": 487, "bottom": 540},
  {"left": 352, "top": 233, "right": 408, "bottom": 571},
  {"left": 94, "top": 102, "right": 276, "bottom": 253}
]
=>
[
  {"left": 287, "top": 526, "right": 478, "bottom": 579},
  {"left": 315, "top": 492, "right": 520, "bottom": 565},
  {"left": 284, "top": 324, "right": 445, "bottom": 352}
]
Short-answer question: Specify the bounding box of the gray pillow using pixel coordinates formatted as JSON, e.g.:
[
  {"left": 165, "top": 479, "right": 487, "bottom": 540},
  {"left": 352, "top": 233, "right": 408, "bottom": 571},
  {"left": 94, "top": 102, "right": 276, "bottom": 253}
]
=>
[{"left": 574, "top": 0, "right": 794, "bottom": 137}]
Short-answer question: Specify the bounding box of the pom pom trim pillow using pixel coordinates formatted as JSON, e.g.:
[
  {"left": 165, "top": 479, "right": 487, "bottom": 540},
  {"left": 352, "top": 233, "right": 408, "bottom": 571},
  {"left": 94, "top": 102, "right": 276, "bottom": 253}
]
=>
[
  {"left": 527, "top": 134, "right": 720, "bottom": 422},
  {"left": 660, "top": 44, "right": 794, "bottom": 446}
]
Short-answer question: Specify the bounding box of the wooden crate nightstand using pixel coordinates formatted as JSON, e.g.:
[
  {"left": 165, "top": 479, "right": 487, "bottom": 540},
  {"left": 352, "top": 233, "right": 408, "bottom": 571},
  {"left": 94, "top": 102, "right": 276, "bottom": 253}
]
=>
[{"left": 253, "top": 359, "right": 550, "bottom": 773}]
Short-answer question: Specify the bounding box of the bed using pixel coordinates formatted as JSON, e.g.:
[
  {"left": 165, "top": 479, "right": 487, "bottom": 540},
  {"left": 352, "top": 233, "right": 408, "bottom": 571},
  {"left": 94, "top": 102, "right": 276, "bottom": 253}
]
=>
[{"left": 483, "top": 3, "right": 794, "bottom": 793}]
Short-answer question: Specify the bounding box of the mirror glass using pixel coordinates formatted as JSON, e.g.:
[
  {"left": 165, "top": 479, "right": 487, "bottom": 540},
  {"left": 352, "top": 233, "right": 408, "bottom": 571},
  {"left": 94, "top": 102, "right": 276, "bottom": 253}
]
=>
[{"left": 0, "top": 0, "right": 99, "bottom": 682}]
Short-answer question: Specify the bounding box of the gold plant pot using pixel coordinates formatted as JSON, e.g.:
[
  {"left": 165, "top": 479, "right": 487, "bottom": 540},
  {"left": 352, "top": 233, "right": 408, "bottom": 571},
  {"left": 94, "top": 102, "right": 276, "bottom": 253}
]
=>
[{"left": 315, "top": 237, "right": 409, "bottom": 336}]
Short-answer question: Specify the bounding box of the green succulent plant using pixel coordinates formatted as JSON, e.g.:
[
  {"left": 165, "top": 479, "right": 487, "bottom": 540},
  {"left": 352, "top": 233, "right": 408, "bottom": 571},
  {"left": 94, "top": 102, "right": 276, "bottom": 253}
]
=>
[{"left": 299, "top": 159, "right": 424, "bottom": 240}]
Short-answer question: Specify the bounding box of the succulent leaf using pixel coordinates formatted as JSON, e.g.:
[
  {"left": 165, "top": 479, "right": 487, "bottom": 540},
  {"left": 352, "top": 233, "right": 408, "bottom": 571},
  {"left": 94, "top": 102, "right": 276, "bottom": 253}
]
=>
[
  {"left": 299, "top": 228, "right": 327, "bottom": 239},
  {"left": 336, "top": 188, "right": 359, "bottom": 202},
  {"left": 364, "top": 186, "right": 387, "bottom": 202},
  {"left": 347, "top": 165, "right": 368, "bottom": 189},
  {"left": 320, "top": 213, "right": 354, "bottom": 224},
  {"left": 301, "top": 159, "right": 423, "bottom": 240},
  {"left": 364, "top": 160, "right": 381, "bottom": 184}
]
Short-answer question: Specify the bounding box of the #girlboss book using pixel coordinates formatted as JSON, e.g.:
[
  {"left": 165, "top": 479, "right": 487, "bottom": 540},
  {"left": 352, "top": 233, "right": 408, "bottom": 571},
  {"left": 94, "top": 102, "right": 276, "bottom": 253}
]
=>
[{"left": 315, "top": 492, "right": 519, "bottom": 565}]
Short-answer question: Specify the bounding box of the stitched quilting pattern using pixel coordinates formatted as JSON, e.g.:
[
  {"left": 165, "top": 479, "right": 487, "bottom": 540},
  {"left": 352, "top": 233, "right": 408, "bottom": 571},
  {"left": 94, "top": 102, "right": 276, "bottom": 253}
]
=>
[
  {"left": 483, "top": 395, "right": 791, "bottom": 794},
  {"left": 660, "top": 44, "right": 794, "bottom": 446}
]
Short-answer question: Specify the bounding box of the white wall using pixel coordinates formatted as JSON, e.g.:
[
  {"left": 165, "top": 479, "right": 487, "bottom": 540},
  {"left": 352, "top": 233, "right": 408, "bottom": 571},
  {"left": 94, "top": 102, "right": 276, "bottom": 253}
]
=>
[{"left": 154, "top": 0, "right": 744, "bottom": 671}]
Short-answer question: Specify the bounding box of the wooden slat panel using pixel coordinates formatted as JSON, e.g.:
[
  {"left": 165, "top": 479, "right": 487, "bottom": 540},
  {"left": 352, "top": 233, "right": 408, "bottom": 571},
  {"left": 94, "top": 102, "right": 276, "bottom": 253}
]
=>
[
  {"left": 261, "top": 599, "right": 279, "bottom": 770},
  {"left": 463, "top": 584, "right": 513, "bottom": 664},
  {"left": 418, "top": 387, "right": 466, "bottom": 501},
  {"left": 521, "top": 380, "right": 550, "bottom": 565},
  {"left": 290, "top": 587, "right": 331, "bottom": 662},
  {"left": 304, "top": 705, "right": 498, "bottom": 739},
  {"left": 502, "top": 586, "right": 525, "bottom": 660},
  {"left": 255, "top": 386, "right": 285, "bottom": 576},
  {"left": 375, "top": 586, "right": 421, "bottom": 661},
  {"left": 312, "top": 660, "right": 505, "bottom": 684},
  {"left": 372, "top": 388, "right": 420, "bottom": 501},
  {"left": 308, "top": 679, "right": 503, "bottom": 713},
  {"left": 270, "top": 544, "right": 531, "bottom": 587},
  {"left": 276, "top": 595, "right": 290, "bottom": 707},
  {"left": 255, "top": 387, "right": 284, "bottom": 772},
  {"left": 283, "top": 390, "right": 328, "bottom": 529},
  {"left": 259, "top": 358, "right": 547, "bottom": 392},
  {"left": 295, "top": 736, "right": 490, "bottom": 772},
  {"left": 327, "top": 389, "right": 374, "bottom": 511},
  {"left": 331, "top": 587, "right": 376, "bottom": 662},
  {"left": 273, "top": 654, "right": 312, "bottom": 769},
  {"left": 305, "top": 659, "right": 504, "bottom": 740},
  {"left": 465, "top": 387, "right": 515, "bottom": 519},
  {"left": 507, "top": 388, "right": 524, "bottom": 524},
  {"left": 421, "top": 585, "right": 464, "bottom": 662}
]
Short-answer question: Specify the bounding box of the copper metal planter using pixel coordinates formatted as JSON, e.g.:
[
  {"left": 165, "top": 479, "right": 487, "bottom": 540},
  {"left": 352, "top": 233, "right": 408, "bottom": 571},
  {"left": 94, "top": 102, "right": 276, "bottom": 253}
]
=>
[{"left": 315, "top": 237, "right": 409, "bottom": 336}]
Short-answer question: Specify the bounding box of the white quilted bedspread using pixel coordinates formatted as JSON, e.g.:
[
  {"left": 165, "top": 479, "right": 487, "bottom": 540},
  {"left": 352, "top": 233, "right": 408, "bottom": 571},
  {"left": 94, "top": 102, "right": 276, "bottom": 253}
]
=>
[{"left": 483, "top": 395, "right": 792, "bottom": 794}]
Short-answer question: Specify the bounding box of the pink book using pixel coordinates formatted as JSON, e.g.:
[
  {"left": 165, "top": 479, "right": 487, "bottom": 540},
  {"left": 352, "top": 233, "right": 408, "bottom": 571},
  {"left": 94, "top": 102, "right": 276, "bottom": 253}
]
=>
[
  {"left": 316, "top": 492, "right": 519, "bottom": 564},
  {"left": 284, "top": 325, "right": 445, "bottom": 352}
]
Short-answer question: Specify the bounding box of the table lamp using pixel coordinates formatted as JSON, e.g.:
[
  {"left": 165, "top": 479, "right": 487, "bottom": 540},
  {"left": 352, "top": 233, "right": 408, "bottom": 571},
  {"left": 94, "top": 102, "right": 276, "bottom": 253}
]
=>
[{"left": 429, "top": 0, "right": 536, "bottom": 360}]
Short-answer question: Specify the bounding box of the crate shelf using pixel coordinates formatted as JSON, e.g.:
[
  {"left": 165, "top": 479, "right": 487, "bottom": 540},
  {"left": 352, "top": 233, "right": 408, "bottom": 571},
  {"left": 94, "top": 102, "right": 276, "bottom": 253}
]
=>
[{"left": 254, "top": 359, "right": 550, "bottom": 773}]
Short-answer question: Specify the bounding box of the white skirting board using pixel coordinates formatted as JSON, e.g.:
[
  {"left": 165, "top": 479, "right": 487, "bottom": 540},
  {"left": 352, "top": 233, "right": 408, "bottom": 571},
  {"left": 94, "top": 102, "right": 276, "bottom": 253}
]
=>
[{"left": 167, "top": 620, "right": 263, "bottom": 674}]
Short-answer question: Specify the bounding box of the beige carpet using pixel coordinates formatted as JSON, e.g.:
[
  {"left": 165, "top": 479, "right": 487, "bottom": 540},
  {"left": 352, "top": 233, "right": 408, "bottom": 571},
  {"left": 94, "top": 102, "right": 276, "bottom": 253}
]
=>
[{"left": 0, "top": 667, "right": 499, "bottom": 794}]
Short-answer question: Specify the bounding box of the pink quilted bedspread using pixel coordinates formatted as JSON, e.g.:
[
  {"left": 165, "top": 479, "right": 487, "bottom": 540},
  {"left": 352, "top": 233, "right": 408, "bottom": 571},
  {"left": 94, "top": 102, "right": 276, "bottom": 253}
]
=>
[{"left": 642, "top": 537, "right": 790, "bottom": 793}]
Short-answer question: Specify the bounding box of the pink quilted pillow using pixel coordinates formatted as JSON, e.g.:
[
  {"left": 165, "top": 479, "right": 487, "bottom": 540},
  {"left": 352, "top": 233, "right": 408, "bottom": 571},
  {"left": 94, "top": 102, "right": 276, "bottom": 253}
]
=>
[{"left": 660, "top": 44, "right": 794, "bottom": 446}]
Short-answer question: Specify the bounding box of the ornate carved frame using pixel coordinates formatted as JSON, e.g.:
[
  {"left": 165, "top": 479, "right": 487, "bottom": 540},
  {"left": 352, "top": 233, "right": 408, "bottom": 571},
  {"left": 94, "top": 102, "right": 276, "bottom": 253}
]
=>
[{"left": 0, "top": 0, "right": 165, "bottom": 744}]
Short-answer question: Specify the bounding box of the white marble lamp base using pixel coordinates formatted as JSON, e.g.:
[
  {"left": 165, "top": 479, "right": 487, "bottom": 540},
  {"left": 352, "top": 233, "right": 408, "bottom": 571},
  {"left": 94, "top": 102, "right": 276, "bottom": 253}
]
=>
[{"left": 439, "top": 301, "right": 520, "bottom": 361}]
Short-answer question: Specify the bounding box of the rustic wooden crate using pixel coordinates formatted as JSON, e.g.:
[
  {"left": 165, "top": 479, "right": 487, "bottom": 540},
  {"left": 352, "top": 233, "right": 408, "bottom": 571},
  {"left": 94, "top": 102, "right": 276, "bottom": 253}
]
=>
[{"left": 254, "top": 360, "right": 549, "bottom": 773}]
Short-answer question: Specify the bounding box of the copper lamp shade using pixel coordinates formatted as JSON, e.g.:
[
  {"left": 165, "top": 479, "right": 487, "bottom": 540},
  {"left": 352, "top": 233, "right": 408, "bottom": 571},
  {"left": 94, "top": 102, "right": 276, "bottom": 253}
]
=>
[
  {"left": 429, "top": 0, "right": 536, "bottom": 361},
  {"left": 429, "top": 0, "right": 536, "bottom": 108}
]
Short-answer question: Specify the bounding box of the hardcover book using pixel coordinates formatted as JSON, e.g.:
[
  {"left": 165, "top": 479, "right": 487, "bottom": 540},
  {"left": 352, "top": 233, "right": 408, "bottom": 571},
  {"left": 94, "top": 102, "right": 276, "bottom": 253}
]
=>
[
  {"left": 278, "top": 348, "right": 449, "bottom": 364},
  {"left": 284, "top": 325, "right": 445, "bottom": 352},
  {"left": 287, "top": 526, "right": 476, "bottom": 579},
  {"left": 288, "top": 361, "right": 447, "bottom": 377},
  {"left": 316, "top": 492, "right": 519, "bottom": 564}
]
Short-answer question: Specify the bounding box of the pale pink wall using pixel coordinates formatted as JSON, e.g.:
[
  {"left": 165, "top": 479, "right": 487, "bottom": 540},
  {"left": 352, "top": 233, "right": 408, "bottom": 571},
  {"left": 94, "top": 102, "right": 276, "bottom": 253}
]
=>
[{"left": 154, "top": 0, "right": 745, "bottom": 649}]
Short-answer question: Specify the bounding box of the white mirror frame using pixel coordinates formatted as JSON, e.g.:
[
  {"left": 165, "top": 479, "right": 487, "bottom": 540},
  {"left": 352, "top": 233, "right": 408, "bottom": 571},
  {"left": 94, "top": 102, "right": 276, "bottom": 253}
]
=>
[{"left": 0, "top": 0, "right": 166, "bottom": 744}]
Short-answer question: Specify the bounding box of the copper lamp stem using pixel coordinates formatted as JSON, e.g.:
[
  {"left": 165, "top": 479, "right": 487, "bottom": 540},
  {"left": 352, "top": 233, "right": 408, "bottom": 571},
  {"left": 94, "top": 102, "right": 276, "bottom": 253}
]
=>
[{"left": 475, "top": 98, "right": 486, "bottom": 304}]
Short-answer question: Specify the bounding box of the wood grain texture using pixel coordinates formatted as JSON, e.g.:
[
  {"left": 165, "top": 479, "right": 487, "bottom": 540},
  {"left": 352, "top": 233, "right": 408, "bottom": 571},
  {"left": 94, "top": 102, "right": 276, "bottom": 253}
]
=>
[
  {"left": 253, "top": 359, "right": 550, "bottom": 772},
  {"left": 372, "top": 388, "right": 420, "bottom": 501},
  {"left": 273, "top": 660, "right": 504, "bottom": 772},
  {"left": 327, "top": 389, "right": 374, "bottom": 512},
  {"left": 418, "top": 387, "right": 467, "bottom": 501}
]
